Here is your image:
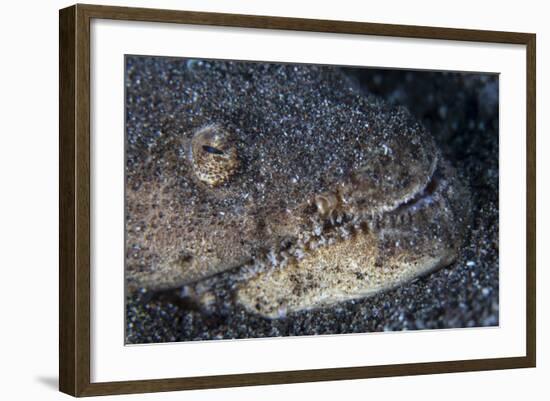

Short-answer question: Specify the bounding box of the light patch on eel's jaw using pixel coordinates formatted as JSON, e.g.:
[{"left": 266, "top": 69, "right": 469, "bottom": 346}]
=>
[{"left": 235, "top": 157, "right": 467, "bottom": 319}]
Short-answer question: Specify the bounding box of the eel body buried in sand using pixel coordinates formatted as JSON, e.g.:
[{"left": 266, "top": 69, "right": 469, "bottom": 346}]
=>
[{"left": 125, "top": 58, "right": 471, "bottom": 319}]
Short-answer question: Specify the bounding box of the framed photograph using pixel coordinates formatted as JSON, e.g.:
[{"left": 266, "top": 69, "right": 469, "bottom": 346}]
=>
[{"left": 59, "top": 4, "right": 536, "bottom": 397}]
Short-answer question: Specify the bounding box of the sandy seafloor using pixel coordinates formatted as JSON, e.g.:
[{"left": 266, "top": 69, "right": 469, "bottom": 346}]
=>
[{"left": 126, "top": 63, "right": 499, "bottom": 344}]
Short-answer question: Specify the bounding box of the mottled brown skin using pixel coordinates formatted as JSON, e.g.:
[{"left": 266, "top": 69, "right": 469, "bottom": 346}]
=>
[{"left": 125, "top": 59, "right": 470, "bottom": 318}]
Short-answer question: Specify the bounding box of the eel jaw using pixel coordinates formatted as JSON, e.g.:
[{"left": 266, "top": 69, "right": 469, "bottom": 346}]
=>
[
  {"left": 180, "top": 157, "right": 465, "bottom": 320},
  {"left": 234, "top": 158, "right": 460, "bottom": 319}
]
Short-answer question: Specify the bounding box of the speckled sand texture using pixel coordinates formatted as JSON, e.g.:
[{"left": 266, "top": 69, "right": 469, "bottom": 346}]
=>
[{"left": 125, "top": 58, "right": 498, "bottom": 343}]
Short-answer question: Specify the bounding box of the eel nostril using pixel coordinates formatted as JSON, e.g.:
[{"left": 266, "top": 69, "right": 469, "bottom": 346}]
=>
[{"left": 315, "top": 193, "right": 338, "bottom": 216}]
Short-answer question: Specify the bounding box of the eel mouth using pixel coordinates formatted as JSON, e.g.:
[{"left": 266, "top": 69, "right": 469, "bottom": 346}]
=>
[
  {"left": 303, "top": 154, "right": 441, "bottom": 245},
  {"left": 233, "top": 161, "right": 454, "bottom": 318},
  {"left": 185, "top": 157, "right": 445, "bottom": 303}
]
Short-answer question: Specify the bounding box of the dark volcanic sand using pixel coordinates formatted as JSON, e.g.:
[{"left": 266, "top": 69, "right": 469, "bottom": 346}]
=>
[{"left": 126, "top": 62, "right": 499, "bottom": 344}]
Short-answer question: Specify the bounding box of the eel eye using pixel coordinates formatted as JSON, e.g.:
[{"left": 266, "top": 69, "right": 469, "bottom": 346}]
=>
[
  {"left": 202, "top": 145, "right": 225, "bottom": 155},
  {"left": 189, "top": 124, "right": 239, "bottom": 186}
]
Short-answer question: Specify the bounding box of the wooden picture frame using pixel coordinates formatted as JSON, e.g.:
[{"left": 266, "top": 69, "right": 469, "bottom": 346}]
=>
[{"left": 59, "top": 3, "right": 536, "bottom": 397}]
